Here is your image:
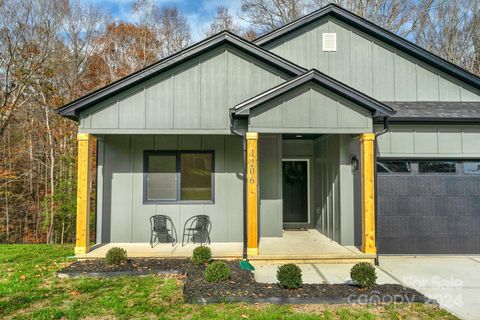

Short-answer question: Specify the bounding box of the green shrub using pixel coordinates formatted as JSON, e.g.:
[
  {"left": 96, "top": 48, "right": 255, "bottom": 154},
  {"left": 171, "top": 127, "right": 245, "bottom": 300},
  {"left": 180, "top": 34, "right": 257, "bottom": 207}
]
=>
[
  {"left": 277, "top": 263, "right": 302, "bottom": 289},
  {"left": 105, "top": 247, "right": 127, "bottom": 265},
  {"left": 204, "top": 261, "right": 230, "bottom": 282},
  {"left": 350, "top": 262, "right": 377, "bottom": 289},
  {"left": 192, "top": 246, "right": 212, "bottom": 265}
]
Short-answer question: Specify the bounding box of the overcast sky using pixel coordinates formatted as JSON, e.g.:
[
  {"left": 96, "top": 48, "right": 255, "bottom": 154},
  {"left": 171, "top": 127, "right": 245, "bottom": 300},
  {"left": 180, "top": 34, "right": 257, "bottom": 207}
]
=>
[{"left": 87, "top": 0, "right": 249, "bottom": 41}]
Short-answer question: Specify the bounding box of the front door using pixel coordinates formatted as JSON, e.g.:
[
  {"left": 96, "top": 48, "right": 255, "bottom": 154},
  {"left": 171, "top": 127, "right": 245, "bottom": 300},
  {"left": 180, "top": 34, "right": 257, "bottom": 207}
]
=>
[{"left": 282, "top": 160, "right": 309, "bottom": 223}]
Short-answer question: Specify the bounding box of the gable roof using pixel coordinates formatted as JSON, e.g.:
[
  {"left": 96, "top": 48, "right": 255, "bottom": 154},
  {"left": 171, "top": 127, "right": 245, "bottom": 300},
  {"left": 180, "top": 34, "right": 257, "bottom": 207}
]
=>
[
  {"left": 385, "top": 102, "right": 480, "bottom": 122},
  {"left": 57, "top": 31, "right": 306, "bottom": 120},
  {"left": 232, "top": 69, "right": 395, "bottom": 118},
  {"left": 254, "top": 4, "right": 480, "bottom": 91}
]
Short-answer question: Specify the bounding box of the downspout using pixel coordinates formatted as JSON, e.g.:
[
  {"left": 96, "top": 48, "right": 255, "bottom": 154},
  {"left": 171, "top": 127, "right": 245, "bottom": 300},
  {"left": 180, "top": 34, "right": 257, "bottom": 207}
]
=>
[
  {"left": 373, "top": 116, "right": 390, "bottom": 265},
  {"left": 230, "top": 112, "right": 248, "bottom": 260}
]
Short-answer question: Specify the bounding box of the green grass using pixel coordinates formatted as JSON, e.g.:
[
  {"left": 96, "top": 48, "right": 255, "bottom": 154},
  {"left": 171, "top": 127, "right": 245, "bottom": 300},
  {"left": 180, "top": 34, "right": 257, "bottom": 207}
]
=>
[{"left": 0, "top": 245, "right": 459, "bottom": 320}]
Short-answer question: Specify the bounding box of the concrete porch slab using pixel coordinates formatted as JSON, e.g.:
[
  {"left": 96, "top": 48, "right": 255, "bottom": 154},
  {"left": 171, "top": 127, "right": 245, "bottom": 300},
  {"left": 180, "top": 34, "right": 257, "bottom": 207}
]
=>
[
  {"left": 253, "top": 230, "right": 375, "bottom": 263},
  {"left": 77, "top": 242, "right": 243, "bottom": 259},
  {"left": 259, "top": 230, "right": 358, "bottom": 255},
  {"left": 78, "top": 230, "right": 373, "bottom": 263}
]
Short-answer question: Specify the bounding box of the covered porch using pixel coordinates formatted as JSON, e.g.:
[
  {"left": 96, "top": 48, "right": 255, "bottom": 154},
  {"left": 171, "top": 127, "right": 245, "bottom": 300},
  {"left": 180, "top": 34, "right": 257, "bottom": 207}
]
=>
[
  {"left": 72, "top": 70, "right": 394, "bottom": 260},
  {"left": 76, "top": 229, "right": 375, "bottom": 263}
]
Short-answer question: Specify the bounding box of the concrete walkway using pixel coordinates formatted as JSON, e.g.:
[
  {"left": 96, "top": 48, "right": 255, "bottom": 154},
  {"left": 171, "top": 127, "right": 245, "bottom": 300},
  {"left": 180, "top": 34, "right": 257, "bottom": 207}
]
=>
[{"left": 253, "top": 256, "right": 480, "bottom": 320}]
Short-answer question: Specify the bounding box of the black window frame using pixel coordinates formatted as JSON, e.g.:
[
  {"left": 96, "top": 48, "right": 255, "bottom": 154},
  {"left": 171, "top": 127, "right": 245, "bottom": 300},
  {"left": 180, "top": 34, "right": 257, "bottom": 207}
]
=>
[
  {"left": 143, "top": 150, "right": 215, "bottom": 204},
  {"left": 376, "top": 160, "right": 412, "bottom": 174},
  {"left": 418, "top": 160, "right": 457, "bottom": 174}
]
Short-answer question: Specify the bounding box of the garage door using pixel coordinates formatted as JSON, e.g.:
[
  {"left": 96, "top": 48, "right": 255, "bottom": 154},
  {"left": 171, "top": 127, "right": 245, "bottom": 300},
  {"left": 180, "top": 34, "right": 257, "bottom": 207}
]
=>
[{"left": 377, "top": 160, "right": 480, "bottom": 254}]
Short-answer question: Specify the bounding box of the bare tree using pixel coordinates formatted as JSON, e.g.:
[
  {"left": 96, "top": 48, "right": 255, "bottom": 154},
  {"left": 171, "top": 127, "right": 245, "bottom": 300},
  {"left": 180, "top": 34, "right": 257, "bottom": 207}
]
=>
[
  {"left": 309, "top": 0, "right": 435, "bottom": 37},
  {"left": 59, "top": 0, "right": 106, "bottom": 100},
  {"left": 203, "top": 6, "right": 242, "bottom": 37},
  {"left": 240, "top": 0, "right": 436, "bottom": 38},
  {"left": 132, "top": 1, "right": 191, "bottom": 57},
  {"left": 91, "top": 22, "right": 160, "bottom": 84},
  {"left": 240, "top": 0, "right": 308, "bottom": 33},
  {"left": 413, "top": 0, "right": 479, "bottom": 75},
  {"left": 0, "top": 0, "right": 60, "bottom": 137}
]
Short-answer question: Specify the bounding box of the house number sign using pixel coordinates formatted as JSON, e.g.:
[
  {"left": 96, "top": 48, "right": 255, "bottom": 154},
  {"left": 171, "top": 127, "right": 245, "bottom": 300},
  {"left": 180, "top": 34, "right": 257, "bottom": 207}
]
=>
[{"left": 248, "top": 148, "right": 256, "bottom": 184}]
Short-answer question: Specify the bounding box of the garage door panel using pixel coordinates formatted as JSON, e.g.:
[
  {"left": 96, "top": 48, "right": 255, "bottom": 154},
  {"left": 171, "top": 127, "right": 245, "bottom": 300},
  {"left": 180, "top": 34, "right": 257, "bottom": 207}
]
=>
[
  {"left": 378, "top": 160, "right": 480, "bottom": 254},
  {"left": 379, "top": 236, "right": 480, "bottom": 254},
  {"left": 378, "top": 196, "right": 472, "bottom": 217},
  {"left": 377, "top": 176, "right": 412, "bottom": 196}
]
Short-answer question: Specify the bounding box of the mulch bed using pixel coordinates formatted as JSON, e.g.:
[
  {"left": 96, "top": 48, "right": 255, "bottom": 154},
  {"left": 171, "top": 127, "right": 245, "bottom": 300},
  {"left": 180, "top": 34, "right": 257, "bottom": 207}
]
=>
[{"left": 58, "top": 259, "right": 432, "bottom": 305}]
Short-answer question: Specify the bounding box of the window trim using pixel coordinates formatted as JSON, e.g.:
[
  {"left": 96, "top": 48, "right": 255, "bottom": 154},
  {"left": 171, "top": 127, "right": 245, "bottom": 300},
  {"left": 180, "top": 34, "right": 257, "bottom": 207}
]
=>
[{"left": 143, "top": 150, "right": 215, "bottom": 204}]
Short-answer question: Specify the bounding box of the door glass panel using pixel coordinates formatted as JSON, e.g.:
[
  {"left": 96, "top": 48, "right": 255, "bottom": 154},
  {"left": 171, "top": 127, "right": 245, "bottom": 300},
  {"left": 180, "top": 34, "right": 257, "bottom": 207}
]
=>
[
  {"left": 418, "top": 161, "right": 456, "bottom": 173},
  {"left": 147, "top": 155, "right": 177, "bottom": 201},
  {"left": 464, "top": 162, "right": 480, "bottom": 174},
  {"left": 282, "top": 161, "right": 308, "bottom": 223},
  {"left": 180, "top": 153, "right": 212, "bottom": 200}
]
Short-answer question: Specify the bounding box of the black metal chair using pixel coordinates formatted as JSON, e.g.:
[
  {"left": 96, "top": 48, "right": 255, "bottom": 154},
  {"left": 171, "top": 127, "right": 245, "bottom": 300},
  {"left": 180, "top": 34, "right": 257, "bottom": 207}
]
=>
[
  {"left": 150, "top": 215, "right": 177, "bottom": 247},
  {"left": 182, "top": 215, "right": 211, "bottom": 246}
]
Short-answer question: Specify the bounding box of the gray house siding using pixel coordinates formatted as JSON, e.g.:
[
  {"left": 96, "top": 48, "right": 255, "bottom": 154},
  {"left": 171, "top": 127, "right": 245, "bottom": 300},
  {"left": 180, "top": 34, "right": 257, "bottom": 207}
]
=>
[
  {"left": 248, "top": 83, "right": 373, "bottom": 133},
  {"left": 79, "top": 46, "right": 289, "bottom": 134},
  {"left": 314, "top": 135, "right": 341, "bottom": 242},
  {"left": 98, "top": 134, "right": 244, "bottom": 243},
  {"left": 312, "top": 135, "right": 357, "bottom": 245},
  {"left": 259, "top": 134, "right": 283, "bottom": 237},
  {"left": 265, "top": 17, "right": 480, "bottom": 102},
  {"left": 376, "top": 124, "right": 480, "bottom": 157},
  {"left": 96, "top": 134, "right": 287, "bottom": 243}
]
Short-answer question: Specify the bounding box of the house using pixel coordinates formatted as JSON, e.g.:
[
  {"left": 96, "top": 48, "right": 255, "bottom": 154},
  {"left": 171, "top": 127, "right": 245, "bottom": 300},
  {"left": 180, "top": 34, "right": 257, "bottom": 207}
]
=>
[{"left": 58, "top": 4, "right": 480, "bottom": 258}]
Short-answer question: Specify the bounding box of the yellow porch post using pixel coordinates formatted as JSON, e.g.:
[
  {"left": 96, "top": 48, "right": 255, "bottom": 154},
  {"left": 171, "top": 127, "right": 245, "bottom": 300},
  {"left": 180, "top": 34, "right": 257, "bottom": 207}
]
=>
[
  {"left": 75, "top": 133, "right": 95, "bottom": 255},
  {"left": 246, "top": 132, "right": 259, "bottom": 256},
  {"left": 360, "top": 133, "right": 377, "bottom": 254}
]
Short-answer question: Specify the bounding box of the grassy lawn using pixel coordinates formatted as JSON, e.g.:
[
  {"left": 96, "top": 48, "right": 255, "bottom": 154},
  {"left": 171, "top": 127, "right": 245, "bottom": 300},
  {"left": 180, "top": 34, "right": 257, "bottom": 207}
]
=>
[{"left": 0, "top": 245, "right": 458, "bottom": 320}]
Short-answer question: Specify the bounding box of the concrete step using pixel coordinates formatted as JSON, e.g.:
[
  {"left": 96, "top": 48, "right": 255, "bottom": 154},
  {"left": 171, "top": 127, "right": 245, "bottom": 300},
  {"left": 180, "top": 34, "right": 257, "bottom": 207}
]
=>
[{"left": 249, "top": 254, "right": 376, "bottom": 264}]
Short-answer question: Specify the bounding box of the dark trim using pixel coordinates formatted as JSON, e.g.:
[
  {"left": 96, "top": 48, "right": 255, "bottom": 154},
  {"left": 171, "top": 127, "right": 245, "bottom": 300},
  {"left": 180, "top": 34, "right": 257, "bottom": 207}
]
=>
[
  {"left": 143, "top": 150, "right": 215, "bottom": 205},
  {"left": 57, "top": 31, "right": 306, "bottom": 121},
  {"left": 373, "top": 116, "right": 390, "bottom": 265},
  {"left": 377, "top": 118, "right": 480, "bottom": 124},
  {"left": 232, "top": 69, "right": 395, "bottom": 118},
  {"left": 229, "top": 112, "right": 248, "bottom": 260},
  {"left": 254, "top": 4, "right": 480, "bottom": 91},
  {"left": 378, "top": 157, "right": 480, "bottom": 161}
]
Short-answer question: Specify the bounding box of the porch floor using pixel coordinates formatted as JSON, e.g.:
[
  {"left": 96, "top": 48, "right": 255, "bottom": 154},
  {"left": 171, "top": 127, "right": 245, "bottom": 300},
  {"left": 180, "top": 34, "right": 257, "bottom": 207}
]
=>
[{"left": 77, "top": 229, "right": 374, "bottom": 263}]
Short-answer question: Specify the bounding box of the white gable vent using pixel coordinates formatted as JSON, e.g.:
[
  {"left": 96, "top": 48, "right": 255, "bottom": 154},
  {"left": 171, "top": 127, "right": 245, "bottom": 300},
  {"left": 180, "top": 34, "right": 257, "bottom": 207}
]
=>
[{"left": 322, "top": 33, "right": 337, "bottom": 51}]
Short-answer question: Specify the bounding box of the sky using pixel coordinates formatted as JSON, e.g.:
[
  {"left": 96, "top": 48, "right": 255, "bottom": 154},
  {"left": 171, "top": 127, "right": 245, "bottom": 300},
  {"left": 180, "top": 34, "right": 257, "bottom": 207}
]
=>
[{"left": 87, "top": 0, "right": 249, "bottom": 41}]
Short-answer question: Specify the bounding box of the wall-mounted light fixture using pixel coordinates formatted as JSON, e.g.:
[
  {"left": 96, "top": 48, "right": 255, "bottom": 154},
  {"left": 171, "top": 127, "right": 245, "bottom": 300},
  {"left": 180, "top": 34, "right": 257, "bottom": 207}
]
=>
[{"left": 351, "top": 156, "right": 359, "bottom": 171}]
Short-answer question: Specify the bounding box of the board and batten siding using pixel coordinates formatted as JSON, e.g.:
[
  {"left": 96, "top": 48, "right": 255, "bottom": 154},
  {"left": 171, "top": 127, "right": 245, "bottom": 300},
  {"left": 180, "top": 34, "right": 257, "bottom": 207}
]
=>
[
  {"left": 258, "top": 134, "right": 283, "bottom": 237},
  {"left": 248, "top": 83, "right": 372, "bottom": 133},
  {"left": 264, "top": 17, "right": 480, "bottom": 102},
  {"left": 79, "top": 46, "right": 289, "bottom": 134},
  {"left": 96, "top": 134, "right": 284, "bottom": 243},
  {"left": 98, "top": 134, "right": 243, "bottom": 243},
  {"left": 376, "top": 125, "right": 480, "bottom": 158}
]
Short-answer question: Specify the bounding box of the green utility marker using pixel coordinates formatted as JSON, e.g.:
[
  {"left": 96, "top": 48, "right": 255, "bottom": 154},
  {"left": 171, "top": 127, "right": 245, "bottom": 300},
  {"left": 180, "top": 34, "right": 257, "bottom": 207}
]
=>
[{"left": 239, "top": 260, "right": 255, "bottom": 271}]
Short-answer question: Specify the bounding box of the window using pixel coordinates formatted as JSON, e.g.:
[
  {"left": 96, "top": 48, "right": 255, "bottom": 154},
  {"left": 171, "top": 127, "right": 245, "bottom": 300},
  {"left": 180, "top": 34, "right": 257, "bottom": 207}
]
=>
[
  {"left": 144, "top": 151, "right": 214, "bottom": 203},
  {"left": 418, "top": 161, "right": 456, "bottom": 173},
  {"left": 377, "top": 161, "right": 411, "bottom": 173},
  {"left": 464, "top": 162, "right": 480, "bottom": 174}
]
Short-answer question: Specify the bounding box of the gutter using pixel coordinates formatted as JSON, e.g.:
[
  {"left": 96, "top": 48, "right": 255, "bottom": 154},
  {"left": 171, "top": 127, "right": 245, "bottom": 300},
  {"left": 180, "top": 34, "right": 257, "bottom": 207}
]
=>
[
  {"left": 229, "top": 113, "right": 248, "bottom": 260},
  {"left": 373, "top": 116, "right": 390, "bottom": 265}
]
